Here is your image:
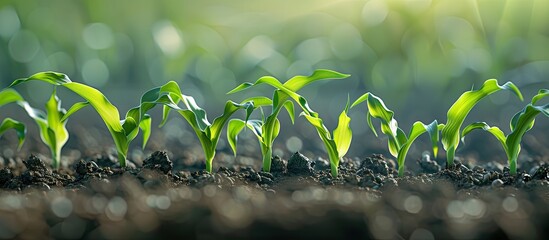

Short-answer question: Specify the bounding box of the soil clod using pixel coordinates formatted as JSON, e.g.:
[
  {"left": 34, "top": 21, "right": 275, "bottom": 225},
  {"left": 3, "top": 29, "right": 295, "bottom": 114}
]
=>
[
  {"left": 313, "top": 157, "right": 330, "bottom": 171},
  {"left": 287, "top": 152, "right": 313, "bottom": 175},
  {"left": 270, "top": 156, "right": 287, "bottom": 173},
  {"left": 143, "top": 151, "right": 173, "bottom": 174},
  {"left": 360, "top": 154, "right": 390, "bottom": 176},
  {"left": 24, "top": 155, "right": 48, "bottom": 172}
]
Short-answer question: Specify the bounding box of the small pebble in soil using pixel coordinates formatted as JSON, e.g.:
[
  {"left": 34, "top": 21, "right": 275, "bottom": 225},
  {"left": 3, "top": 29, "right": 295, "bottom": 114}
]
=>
[
  {"left": 270, "top": 156, "right": 287, "bottom": 173},
  {"left": 143, "top": 151, "right": 173, "bottom": 174},
  {"left": 491, "top": 179, "right": 504, "bottom": 188},
  {"left": 287, "top": 152, "right": 313, "bottom": 175}
]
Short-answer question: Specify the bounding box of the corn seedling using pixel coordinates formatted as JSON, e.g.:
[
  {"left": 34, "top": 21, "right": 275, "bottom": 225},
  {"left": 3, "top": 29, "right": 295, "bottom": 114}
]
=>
[
  {"left": 227, "top": 93, "right": 295, "bottom": 172},
  {"left": 137, "top": 81, "right": 255, "bottom": 173},
  {"left": 227, "top": 69, "right": 349, "bottom": 173},
  {"left": 16, "top": 89, "right": 86, "bottom": 169},
  {"left": 10, "top": 72, "right": 152, "bottom": 167},
  {"left": 441, "top": 79, "right": 523, "bottom": 168},
  {"left": 299, "top": 96, "right": 353, "bottom": 177},
  {"left": 462, "top": 89, "right": 549, "bottom": 175},
  {"left": 0, "top": 89, "right": 26, "bottom": 149},
  {"left": 351, "top": 93, "right": 440, "bottom": 176}
]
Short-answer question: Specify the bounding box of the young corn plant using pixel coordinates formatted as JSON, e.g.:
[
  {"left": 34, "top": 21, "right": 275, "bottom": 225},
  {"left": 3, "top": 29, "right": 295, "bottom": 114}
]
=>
[
  {"left": 227, "top": 93, "right": 295, "bottom": 172},
  {"left": 16, "top": 88, "right": 83, "bottom": 169},
  {"left": 351, "top": 92, "right": 440, "bottom": 176},
  {"left": 0, "top": 89, "right": 26, "bottom": 149},
  {"left": 137, "top": 80, "right": 255, "bottom": 173},
  {"left": 441, "top": 79, "right": 523, "bottom": 168},
  {"left": 227, "top": 69, "right": 350, "bottom": 173},
  {"left": 299, "top": 97, "right": 353, "bottom": 177},
  {"left": 10, "top": 72, "right": 152, "bottom": 167},
  {"left": 461, "top": 89, "right": 549, "bottom": 175}
]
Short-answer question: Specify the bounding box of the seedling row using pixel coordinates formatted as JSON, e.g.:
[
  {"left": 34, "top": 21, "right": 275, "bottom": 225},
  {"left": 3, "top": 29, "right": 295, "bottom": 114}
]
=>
[{"left": 0, "top": 70, "right": 547, "bottom": 177}]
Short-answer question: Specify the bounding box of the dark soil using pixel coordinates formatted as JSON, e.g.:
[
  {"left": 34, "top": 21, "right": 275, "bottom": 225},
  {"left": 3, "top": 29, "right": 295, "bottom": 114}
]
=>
[{"left": 0, "top": 150, "right": 548, "bottom": 239}]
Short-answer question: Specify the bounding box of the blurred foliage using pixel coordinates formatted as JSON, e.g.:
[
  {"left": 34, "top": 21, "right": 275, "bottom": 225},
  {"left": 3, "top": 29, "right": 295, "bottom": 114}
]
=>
[{"left": 1, "top": 0, "right": 548, "bottom": 157}]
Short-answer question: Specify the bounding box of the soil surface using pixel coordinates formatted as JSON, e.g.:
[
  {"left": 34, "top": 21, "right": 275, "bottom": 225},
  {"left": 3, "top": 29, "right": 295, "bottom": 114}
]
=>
[{"left": 1, "top": 150, "right": 548, "bottom": 239}]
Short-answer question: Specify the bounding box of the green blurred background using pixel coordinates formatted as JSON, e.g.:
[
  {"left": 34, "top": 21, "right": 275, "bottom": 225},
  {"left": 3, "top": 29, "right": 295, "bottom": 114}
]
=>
[{"left": 1, "top": 0, "right": 548, "bottom": 164}]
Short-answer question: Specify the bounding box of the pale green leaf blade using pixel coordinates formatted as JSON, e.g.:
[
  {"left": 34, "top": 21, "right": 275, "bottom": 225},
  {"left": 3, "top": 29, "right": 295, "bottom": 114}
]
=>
[
  {"left": 0, "top": 88, "right": 24, "bottom": 107},
  {"left": 283, "top": 101, "right": 295, "bottom": 124},
  {"left": 351, "top": 92, "right": 369, "bottom": 109},
  {"left": 10, "top": 71, "right": 72, "bottom": 87},
  {"left": 45, "top": 89, "right": 69, "bottom": 164},
  {"left": 227, "top": 82, "right": 253, "bottom": 94},
  {"left": 245, "top": 119, "right": 264, "bottom": 140},
  {"left": 182, "top": 95, "right": 210, "bottom": 131},
  {"left": 531, "top": 89, "right": 549, "bottom": 105},
  {"left": 282, "top": 69, "right": 350, "bottom": 92},
  {"left": 0, "top": 118, "right": 26, "bottom": 150},
  {"left": 61, "top": 102, "right": 89, "bottom": 122},
  {"left": 209, "top": 101, "right": 254, "bottom": 145},
  {"left": 462, "top": 122, "right": 507, "bottom": 146},
  {"left": 121, "top": 117, "right": 138, "bottom": 140},
  {"left": 366, "top": 112, "right": 378, "bottom": 137},
  {"left": 140, "top": 114, "right": 152, "bottom": 149},
  {"left": 19, "top": 101, "right": 52, "bottom": 147},
  {"left": 333, "top": 98, "right": 352, "bottom": 159},
  {"left": 227, "top": 119, "right": 246, "bottom": 156},
  {"left": 271, "top": 118, "right": 280, "bottom": 144},
  {"left": 395, "top": 126, "right": 408, "bottom": 147},
  {"left": 241, "top": 96, "right": 272, "bottom": 108},
  {"left": 425, "top": 120, "right": 440, "bottom": 158}
]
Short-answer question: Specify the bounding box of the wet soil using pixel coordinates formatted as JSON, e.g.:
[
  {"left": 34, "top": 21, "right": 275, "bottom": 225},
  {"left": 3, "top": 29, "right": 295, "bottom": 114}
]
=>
[{"left": 0, "top": 150, "right": 548, "bottom": 239}]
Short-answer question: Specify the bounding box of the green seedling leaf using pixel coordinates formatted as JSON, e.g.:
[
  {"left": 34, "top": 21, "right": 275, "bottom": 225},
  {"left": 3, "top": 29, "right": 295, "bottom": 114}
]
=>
[
  {"left": 140, "top": 114, "right": 152, "bottom": 149},
  {"left": 0, "top": 89, "right": 26, "bottom": 149},
  {"left": 283, "top": 69, "right": 350, "bottom": 92},
  {"left": 462, "top": 122, "right": 507, "bottom": 149},
  {"left": 441, "top": 79, "right": 523, "bottom": 167},
  {"left": 227, "top": 119, "right": 247, "bottom": 156},
  {"left": 0, "top": 118, "right": 26, "bottom": 149},
  {"left": 10, "top": 72, "right": 71, "bottom": 87},
  {"left": 396, "top": 120, "right": 439, "bottom": 176},
  {"left": 351, "top": 92, "right": 403, "bottom": 157},
  {"left": 61, "top": 102, "right": 89, "bottom": 122},
  {"left": 333, "top": 97, "right": 352, "bottom": 159},
  {"left": 227, "top": 119, "right": 266, "bottom": 156},
  {"left": 0, "top": 88, "right": 24, "bottom": 107},
  {"left": 241, "top": 96, "right": 272, "bottom": 107}
]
